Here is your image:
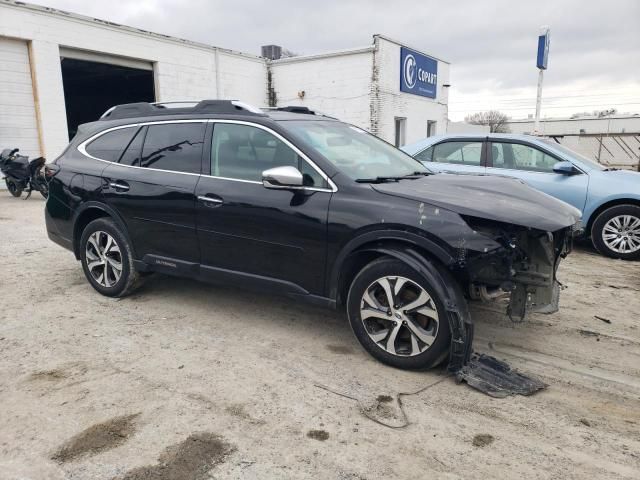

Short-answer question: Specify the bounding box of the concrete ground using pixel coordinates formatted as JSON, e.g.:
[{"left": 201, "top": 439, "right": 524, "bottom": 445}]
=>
[{"left": 0, "top": 194, "right": 639, "bottom": 480}]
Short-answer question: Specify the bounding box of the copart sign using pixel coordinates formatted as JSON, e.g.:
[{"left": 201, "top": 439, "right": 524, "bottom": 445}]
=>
[{"left": 400, "top": 46, "right": 437, "bottom": 99}]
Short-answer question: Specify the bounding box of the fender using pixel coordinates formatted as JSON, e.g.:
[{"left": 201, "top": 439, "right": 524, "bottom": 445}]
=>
[
  {"left": 583, "top": 195, "right": 640, "bottom": 229},
  {"left": 71, "top": 201, "right": 136, "bottom": 259},
  {"left": 359, "top": 245, "right": 474, "bottom": 372},
  {"left": 328, "top": 229, "right": 455, "bottom": 300}
]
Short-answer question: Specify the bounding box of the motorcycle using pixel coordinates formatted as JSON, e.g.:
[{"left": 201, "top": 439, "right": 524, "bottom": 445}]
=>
[{"left": 0, "top": 148, "right": 49, "bottom": 199}]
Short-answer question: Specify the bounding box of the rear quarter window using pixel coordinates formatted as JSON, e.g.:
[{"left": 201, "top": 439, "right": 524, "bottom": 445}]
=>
[{"left": 85, "top": 127, "right": 138, "bottom": 162}]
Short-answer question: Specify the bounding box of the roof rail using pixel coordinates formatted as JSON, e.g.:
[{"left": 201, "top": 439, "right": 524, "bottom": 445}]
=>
[
  {"left": 273, "top": 106, "right": 316, "bottom": 115},
  {"left": 99, "top": 100, "right": 266, "bottom": 121},
  {"left": 265, "top": 106, "right": 337, "bottom": 119}
]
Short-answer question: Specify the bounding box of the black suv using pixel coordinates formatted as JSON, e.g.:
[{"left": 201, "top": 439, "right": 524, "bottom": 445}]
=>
[{"left": 45, "top": 100, "right": 580, "bottom": 371}]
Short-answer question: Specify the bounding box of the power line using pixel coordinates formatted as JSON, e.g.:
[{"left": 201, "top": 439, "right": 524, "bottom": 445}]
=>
[
  {"left": 450, "top": 96, "right": 640, "bottom": 107},
  {"left": 450, "top": 89, "right": 640, "bottom": 102},
  {"left": 449, "top": 102, "right": 640, "bottom": 113}
]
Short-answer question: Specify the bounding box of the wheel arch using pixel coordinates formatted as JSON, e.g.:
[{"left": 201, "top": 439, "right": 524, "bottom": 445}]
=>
[
  {"left": 72, "top": 202, "right": 133, "bottom": 259},
  {"left": 329, "top": 230, "right": 455, "bottom": 307},
  {"left": 586, "top": 198, "right": 640, "bottom": 236},
  {"left": 335, "top": 239, "right": 473, "bottom": 371}
]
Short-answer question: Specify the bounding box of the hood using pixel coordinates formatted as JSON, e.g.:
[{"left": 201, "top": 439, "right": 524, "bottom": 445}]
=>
[
  {"left": 371, "top": 173, "right": 581, "bottom": 232},
  {"left": 592, "top": 168, "right": 640, "bottom": 186}
]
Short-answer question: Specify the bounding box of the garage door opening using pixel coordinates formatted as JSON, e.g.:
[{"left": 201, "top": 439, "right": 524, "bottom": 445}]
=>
[{"left": 61, "top": 57, "right": 155, "bottom": 139}]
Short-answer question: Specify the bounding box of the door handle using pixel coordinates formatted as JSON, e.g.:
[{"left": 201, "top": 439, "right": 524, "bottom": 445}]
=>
[
  {"left": 109, "top": 181, "right": 130, "bottom": 192},
  {"left": 198, "top": 195, "right": 223, "bottom": 206}
]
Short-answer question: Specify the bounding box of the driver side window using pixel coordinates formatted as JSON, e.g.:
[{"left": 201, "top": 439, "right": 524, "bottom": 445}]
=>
[
  {"left": 491, "top": 142, "right": 559, "bottom": 173},
  {"left": 210, "top": 123, "right": 326, "bottom": 187}
]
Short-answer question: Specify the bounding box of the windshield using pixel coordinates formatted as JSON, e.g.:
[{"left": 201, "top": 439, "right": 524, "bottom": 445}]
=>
[
  {"left": 539, "top": 138, "right": 606, "bottom": 170},
  {"left": 283, "top": 120, "right": 430, "bottom": 180}
]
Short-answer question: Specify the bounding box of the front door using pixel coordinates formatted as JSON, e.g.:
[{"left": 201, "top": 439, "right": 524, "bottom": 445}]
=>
[
  {"left": 101, "top": 121, "right": 206, "bottom": 266},
  {"left": 195, "top": 121, "right": 333, "bottom": 295},
  {"left": 486, "top": 140, "right": 589, "bottom": 212}
]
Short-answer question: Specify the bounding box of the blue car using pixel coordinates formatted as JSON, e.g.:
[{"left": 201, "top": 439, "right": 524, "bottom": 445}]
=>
[{"left": 402, "top": 133, "right": 640, "bottom": 260}]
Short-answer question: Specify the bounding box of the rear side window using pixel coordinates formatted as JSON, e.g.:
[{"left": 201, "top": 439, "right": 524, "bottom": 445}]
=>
[
  {"left": 415, "top": 146, "right": 434, "bottom": 162},
  {"left": 433, "top": 141, "right": 483, "bottom": 166},
  {"left": 140, "top": 123, "right": 206, "bottom": 174},
  {"left": 85, "top": 127, "right": 138, "bottom": 162}
]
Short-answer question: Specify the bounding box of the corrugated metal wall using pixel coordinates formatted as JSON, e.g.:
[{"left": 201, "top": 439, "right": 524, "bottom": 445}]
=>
[{"left": 0, "top": 37, "right": 40, "bottom": 160}]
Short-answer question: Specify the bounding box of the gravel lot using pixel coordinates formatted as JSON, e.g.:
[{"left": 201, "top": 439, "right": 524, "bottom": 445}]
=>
[{"left": 1, "top": 195, "right": 639, "bottom": 480}]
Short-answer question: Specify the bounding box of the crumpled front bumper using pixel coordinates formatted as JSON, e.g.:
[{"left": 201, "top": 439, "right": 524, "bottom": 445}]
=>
[{"left": 461, "top": 221, "right": 576, "bottom": 322}]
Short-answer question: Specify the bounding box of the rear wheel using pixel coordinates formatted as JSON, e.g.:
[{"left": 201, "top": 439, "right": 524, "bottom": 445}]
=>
[
  {"left": 80, "top": 218, "right": 141, "bottom": 297},
  {"left": 591, "top": 205, "right": 640, "bottom": 260},
  {"left": 347, "top": 257, "right": 453, "bottom": 370},
  {"left": 5, "top": 179, "right": 22, "bottom": 197}
]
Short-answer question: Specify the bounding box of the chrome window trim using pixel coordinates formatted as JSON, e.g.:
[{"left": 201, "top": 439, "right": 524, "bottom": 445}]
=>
[
  {"left": 208, "top": 119, "right": 337, "bottom": 192},
  {"left": 77, "top": 119, "right": 337, "bottom": 192}
]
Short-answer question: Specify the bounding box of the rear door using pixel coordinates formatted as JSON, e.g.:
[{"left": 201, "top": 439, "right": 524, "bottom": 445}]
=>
[
  {"left": 486, "top": 140, "right": 589, "bottom": 212},
  {"left": 99, "top": 121, "right": 205, "bottom": 268},
  {"left": 414, "top": 139, "right": 486, "bottom": 175}
]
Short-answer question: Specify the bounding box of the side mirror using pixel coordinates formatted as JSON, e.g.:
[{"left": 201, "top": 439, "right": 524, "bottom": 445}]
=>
[
  {"left": 553, "top": 161, "right": 577, "bottom": 175},
  {"left": 262, "top": 166, "right": 304, "bottom": 189}
]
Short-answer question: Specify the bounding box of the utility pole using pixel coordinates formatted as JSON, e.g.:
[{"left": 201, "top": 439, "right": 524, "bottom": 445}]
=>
[{"left": 534, "top": 27, "right": 550, "bottom": 134}]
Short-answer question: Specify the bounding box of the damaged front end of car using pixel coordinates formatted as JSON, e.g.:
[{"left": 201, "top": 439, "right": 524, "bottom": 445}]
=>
[
  {"left": 460, "top": 216, "right": 576, "bottom": 322},
  {"left": 443, "top": 216, "right": 579, "bottom": 396}
]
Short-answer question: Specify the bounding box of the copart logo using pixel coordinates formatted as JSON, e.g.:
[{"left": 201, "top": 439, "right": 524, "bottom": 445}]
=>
[{"left": 403, "top": 54, "right": 417, "bottom": 89}]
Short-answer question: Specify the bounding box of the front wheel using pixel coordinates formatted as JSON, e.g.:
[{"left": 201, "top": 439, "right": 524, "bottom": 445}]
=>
[
  {"left": 591, "top": 205, "right": 640, "bottom": 260},
  {"left": 5, "top": 178, "right": 22, "bottom": 197},
  {"left": 346, "top": 257, "right": 453, "bottom": 370}
]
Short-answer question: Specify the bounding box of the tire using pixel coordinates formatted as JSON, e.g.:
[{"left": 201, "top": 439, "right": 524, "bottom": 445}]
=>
[
  {"left": 5, "top": 179, "right": 22, "bottom": 198},
  {"left": 79, "top": 218, "right": 142, "bottom": 297},
  {"left": 346, "top": 257, "right": 453, "bottom": 370},
  {"left": 591, "top": 205, "right": 640, "bottom": 260}
]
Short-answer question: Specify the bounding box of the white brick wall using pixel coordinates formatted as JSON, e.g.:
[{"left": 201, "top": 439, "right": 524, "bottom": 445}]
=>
[
  {"left": 270, "top": 48, "right": 374, "bottom": 129},
  {"left": 270, "top": 37, "right": 450, "bottom": 146},
  {"left": 0, "top": 1, "right": 266, "bottom": 159}
]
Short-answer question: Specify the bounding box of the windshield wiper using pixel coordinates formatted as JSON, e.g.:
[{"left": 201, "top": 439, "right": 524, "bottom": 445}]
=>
[
  {"left": 355, "top": 171, "right": 430, "bottom": 183},
  {"left": 355, "top": 176, "right": 404, "bottom": 183}
]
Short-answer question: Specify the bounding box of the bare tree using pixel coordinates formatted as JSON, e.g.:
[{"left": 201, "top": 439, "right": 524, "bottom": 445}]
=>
[{"left": 465, "top": 110, "right": 510, "bottom": 133}]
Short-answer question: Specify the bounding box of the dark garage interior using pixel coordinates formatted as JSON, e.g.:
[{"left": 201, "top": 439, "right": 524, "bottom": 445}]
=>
[{"left": 60, "top": 57, "right": 155, "bottom": 139}]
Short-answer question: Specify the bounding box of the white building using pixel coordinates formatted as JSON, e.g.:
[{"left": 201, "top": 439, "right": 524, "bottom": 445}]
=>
[
  {"left": 445, "top": 121, "right": 489, "bottom": 134},
  {"left": 0, "top": 0, "right": 450, "bottom": 163},
  {"left": 505, "top": 115, "right": 640, "bottom": 170},
  {"left": 505, "top": 114, "right": 640, "bottom": 136}
]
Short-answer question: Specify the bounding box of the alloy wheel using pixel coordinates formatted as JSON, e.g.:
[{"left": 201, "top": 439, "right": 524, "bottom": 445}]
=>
[
  {"left": 85, "top": 231, "right": 123, "bottom": 287},
  {"left": 602, "top": 215, "right": 640, "bottom": 254},
  {"left": 360, "top": 276, "right": 439, "bottom": 357}
]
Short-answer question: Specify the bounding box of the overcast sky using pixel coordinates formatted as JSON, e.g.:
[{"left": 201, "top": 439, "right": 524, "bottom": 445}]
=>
[{"left": 33, "top": 0, "right": 640, "bottom": 120}]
